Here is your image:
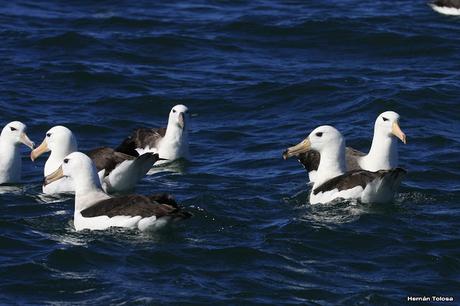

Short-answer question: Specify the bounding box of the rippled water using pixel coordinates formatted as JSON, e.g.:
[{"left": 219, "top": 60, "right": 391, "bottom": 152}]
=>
[{"left": 1, "top": 1, "right": 460, "bottom": 304}]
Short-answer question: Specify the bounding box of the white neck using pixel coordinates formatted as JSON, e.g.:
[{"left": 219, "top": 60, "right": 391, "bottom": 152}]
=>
[
  {"left": 73, "top": 167, "right": 110, "bottom": 212},
  {"left": 313, "top": 140, "right": 346, "bottom": 188},
  {"left": 45, "top": 144, "right": 77, "bottom": 176},
  {"left": 0, "top": 138, "right": 21, "bottom": 182},
  {"left": 165, "top": 120, "right": 188, "bottom": 140},
  {"left": 360, "top": 129, "right": 398, "bottom": 171},
  {"left": 160, "top": 122, "right": 189, "bottom": 159}
]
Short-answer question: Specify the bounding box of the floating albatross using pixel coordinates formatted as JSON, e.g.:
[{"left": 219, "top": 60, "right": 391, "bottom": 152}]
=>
[
  {"left": 44, "top": 152, "right": 191, "bottom": 231},
  {"left": 116, "top": 104, "right": 190, "bottom": 163},
  {"left": 293, "top": 125, "right": 406, "bottom": 204},
  {"left": 31, "top": 126, "right": 158, "bottom": 194},
  {"left": 430, "top": 0, "right": 460, "bottom": 15},
  {"left": 0, "top": 121, "right": 35, "bottom": 184},
  {"left": 283, "top": 111, "right": 406, "bottom": 183}
]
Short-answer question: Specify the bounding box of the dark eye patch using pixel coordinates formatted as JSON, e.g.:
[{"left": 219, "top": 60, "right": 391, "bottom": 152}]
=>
[
  {"left": 316, "top": 132, "right": 323, "bottom": 137},
  {"left": 46, "top": 133, "right": 51, "bottom": 137},
  {"left": 63, "top": 158, "right": 69, "bottom": 164},
  {"left": 382, "top": 117, "right": 389, "bottom": 121},
  {"left": 172, "top": 109, "right": 176, "bottom": 113},
  {"left": 10, "top": 127, "right": 17, "bottom": 131}
]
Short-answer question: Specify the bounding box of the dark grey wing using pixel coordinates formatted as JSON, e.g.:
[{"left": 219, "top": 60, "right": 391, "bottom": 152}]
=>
[
  {"left": 147, "top": 193, "right": 178, "bottom": 208},
  {"left": 87, "top": 147, "right": 135, "bottom": 175},
  {"left": 116, "top": 128, "right": 167, "bottom": 157},
  {"left": 433, "top": 0, "right": 460, "bottom": 8},
  {"left": 297, "top": 151, "right": 321, "bottom": 172},
  {"left": 313, "top": 168, "right": 407, "bottom": 195},
  {"left": 296, "top": 147, "right": 364, "bottom": 173},
  {"left": 345, "top": 147, "right": 366, "bottom": 171},
  {"left": 80, "top": 194, "right": 191, "bottom": 219}
]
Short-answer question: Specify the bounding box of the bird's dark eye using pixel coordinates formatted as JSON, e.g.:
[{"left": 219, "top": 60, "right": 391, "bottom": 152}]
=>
[
  {"left": 172, "top": 109, "right": 176, "bottom": 113},
  {"left": 10, "top": 127, "right": 17, "bottom": 131},
  {"left": 316, "top": 132, "right": 323, "bottom": 137},
  {"left": 63, "top": 158, "right": 69, "bottom": 164},
  {"left": 46, "top": 133, "right": 51, "bottom": 137},
  {"left": 382, "top": 117, "right": 389, "bottom": 122}
]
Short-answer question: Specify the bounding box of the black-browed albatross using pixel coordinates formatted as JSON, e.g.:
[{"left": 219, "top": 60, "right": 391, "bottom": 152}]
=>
[
  {"left": 116, "top": 104, "right": 190, "bottom": 163},
  {"left": 294, "top": 125, "right": 406, "bottom": 204},
  {"left": 44, "top": 152, "right": 191, "bottom": 231},
  {"left": 31, "top": 125, "right": 158, "bottom": 194},
  {"left": 283, "top": 111, "right": 406, "bottom": 183}
]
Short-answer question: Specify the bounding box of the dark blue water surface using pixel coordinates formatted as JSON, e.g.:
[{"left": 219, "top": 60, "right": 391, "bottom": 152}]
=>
[{"left": 1, "top": 1, "right": 460, "bottom": 304}]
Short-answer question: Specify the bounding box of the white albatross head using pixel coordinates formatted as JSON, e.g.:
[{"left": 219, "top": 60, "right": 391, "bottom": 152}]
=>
[
  {"left": 374, "top": 111, "right": 406, "bottom": 144},
  {"left": 168, "top": 104, "right": 190, "bottom": 130},
  {"left": 44, "top": 152, "right": 101, "bottom": 190},
  {"left": 31, "top": 125, "right": 77, "bottom": 161},
  {"left": 284, "top": 125, "right": 346, "bottom": 187},
  {"left": 307, "top": 125, "right": 345, "bottom": 153},
  {"left": 0, "top": 121, "right": 35, "bottom": 149},
  {"left": 283, "top": 125, "right": 344, "bottom": 159}
]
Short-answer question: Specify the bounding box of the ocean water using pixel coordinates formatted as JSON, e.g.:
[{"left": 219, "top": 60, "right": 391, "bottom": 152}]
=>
[{"left": 1, "top": 0, "right": 459, "bottom": 304}]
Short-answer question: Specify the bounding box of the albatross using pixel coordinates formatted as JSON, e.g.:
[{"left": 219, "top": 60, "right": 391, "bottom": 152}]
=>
[
  {"left": 0, "top": 121, "right": 35, "bottom": 184},
  {"left": 293, "top": 125, "right": 406, "bottom": 204},
  {"left": 116, "top": 104, "right": 190, "bottom": 163},
  {"left": 283, "top": 111, "right": 406, "bottom": 182},
  {"left": 44, "top": 152, "right": 191, "bottom": 231},
  {"left": 31, "top": 126, "right": 158, "bottom": 194},
  {"left": 430, "top": 0, "right": 460, "bottom": 15}
]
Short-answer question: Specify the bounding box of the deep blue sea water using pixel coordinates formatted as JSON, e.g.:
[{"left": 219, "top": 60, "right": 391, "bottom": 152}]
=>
[{"left": 1, "top": 1, "right": 459, "bottom": 304}]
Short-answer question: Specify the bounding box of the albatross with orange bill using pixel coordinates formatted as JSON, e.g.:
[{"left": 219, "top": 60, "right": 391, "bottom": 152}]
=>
[
  {"left": 283, "top": 111, "right": 407, "bottom": 183},
  {"left": 290, "top": 125, "right": 406, "bottom": 204},
  {"left": 116, "top": 104, "right": 190, "bottom": 164},
  {"left": 31, "top": 125, "right": 159, "bottom": 194},
  {"left": 44, "top": 152, "right": 191, "bottom": 231}
]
